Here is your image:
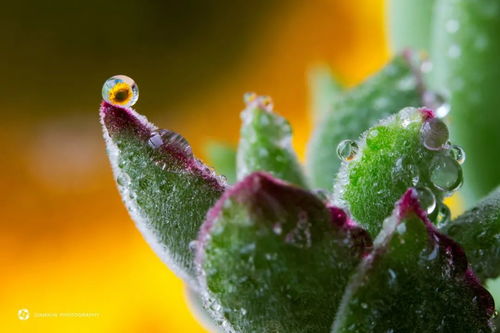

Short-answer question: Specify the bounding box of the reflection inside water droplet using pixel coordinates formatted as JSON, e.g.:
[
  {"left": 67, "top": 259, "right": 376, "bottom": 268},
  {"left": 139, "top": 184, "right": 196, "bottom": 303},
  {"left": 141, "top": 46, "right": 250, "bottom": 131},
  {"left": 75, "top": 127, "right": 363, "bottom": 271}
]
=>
[
  {"left": 102, "top": 75, "right": 139, "bottom": 107},
  {"left": 436, "top": 203, "right": 451, "bottom": 228},
  {"left": 430, "top": 155, "right": 463, "bottom": 192},
  {"left": 337, "top": 139, "right": 358, "bottom": 162},
  {"left": 450, "top": 144, "right": 466, "bottom": 164},
  {"left": 415, "top": 187, "right": 436, "bottom": 215}
]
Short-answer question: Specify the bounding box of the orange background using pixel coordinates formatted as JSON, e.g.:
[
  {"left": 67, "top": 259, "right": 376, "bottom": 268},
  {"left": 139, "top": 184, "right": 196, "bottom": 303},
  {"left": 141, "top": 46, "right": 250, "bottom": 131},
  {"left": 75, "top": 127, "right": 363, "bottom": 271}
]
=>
[{"left": 1, "top": 1, "right": 481, "bottom": 332}]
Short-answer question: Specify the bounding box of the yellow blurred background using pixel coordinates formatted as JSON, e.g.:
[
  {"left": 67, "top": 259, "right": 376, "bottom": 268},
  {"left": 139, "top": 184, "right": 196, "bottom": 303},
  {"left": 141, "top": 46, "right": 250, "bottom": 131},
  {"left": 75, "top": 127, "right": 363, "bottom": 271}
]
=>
[{"left": 0, "top": 0, "right": 444, "bottom": 331}]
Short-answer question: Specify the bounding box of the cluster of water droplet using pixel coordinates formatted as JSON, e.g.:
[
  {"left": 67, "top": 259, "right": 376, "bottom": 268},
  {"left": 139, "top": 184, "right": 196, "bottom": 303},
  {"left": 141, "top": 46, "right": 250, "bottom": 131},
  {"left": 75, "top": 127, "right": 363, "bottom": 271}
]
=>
[
  {"left": 243, "top": 92, "right": 274, "bottom": 112},
  {"left": 418, "top": 116, "right": 465, "bottom": 221},
  {"left": 102, "top": 75, "right": 139, "bottom": 107}
]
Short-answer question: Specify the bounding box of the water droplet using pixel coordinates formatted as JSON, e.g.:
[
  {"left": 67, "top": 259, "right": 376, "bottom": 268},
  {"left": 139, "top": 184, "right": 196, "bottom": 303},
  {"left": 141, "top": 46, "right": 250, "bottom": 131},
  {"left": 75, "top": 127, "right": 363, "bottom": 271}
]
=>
[
  {"left": 102, "top": 75, "right": 139, "bottom": 107},
  {"left": 430, "top": 155, "right": 463, "bottom": 192},
  {"left": 189, "top": 240, "right": 198, "bottom": 252},
  {"left": 415, "top": 187, "right": 436, "bottom": 214},
  {"left": 436, "top": 203, "right": 451, "bottom": 228},
  {"left": 148, "top": 129, "right": 193, "bottom": 156},
  {"left": 337, "top": 139, "right": 358, "bottom": 162},
  {"left": 273, "top": 223, "right": 283, "bottom": 235},
  {"left": 446, "top": 19, "right": 460, "bottom": 33},
  {"left": 450, "top": 144, "right": 466, "bottom": 164},
  {"left": 243, "top": 92, "right": 257, "bottom": 104},
  {"left": 313, "top": 189, "right": 329, "bottom": 201},
  {"left": 421, "top": 118, "right": 449, "bottom": 151}
]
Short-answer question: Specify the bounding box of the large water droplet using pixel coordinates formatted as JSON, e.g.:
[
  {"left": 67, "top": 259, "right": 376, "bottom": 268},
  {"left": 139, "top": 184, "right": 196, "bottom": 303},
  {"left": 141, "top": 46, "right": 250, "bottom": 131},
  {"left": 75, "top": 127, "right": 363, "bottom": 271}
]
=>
[
  {"left": 415, "top": 187, "right": 436, "bottom": 214},
  {"left": 430, "top": 155, "right": 463, "bottom": 192},
  {"left": 102, "top": 75, "right": 139, "bottom": 107},
  {"left": 436, "top": 203, "right": 451, "bottom": 228},
  {"left": 450, "top": 144, "right": 466, "bottom": 164},
  {"left": 148, "top": 129, "right": 193, "bottom": 156},
  {"left": 421, "top": 118, "right": 449, "bottom": 151},
  {"left": 337, "top": 139, "right": 358, "bottom": 162}
]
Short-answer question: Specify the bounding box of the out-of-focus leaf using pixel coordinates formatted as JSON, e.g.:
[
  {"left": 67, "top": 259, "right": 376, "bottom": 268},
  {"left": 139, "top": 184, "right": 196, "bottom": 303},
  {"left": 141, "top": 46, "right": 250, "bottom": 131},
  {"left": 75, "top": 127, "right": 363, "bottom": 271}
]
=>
[
  {"left": 307, "top": 54, "right": 427, "bottom": 190},
  {"left": 387, "top": 0, "right": 436, "bottom": 53},
  {"left": 308, "top": 64, "right": 344, "bottom": 124},
  {"left": 431, "top": 0, "right": 500, "bottom": 203},
  {"left": 205, "top": 141, "right": 237, "bottom": 184}
]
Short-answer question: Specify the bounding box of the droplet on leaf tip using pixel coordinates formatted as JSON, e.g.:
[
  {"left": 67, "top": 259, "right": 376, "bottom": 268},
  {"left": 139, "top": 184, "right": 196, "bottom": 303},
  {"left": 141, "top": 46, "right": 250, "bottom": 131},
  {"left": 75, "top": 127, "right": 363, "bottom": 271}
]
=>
[{"left": 102, "top": 75, "right": 139, "bottom": 107}]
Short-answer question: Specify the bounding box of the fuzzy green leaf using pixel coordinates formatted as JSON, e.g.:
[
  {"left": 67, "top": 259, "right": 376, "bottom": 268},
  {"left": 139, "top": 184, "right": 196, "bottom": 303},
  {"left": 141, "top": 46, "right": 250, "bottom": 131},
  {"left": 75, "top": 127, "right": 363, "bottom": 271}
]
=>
[
  {"left": 443, "top": 187, "right": 500, "bottom": 281},
  {"left": 387, "top": 0, "right": 436, "bottom": 53},
  {"left": 236, "top": 95, "right": 307, "bottom": 187},
  {"left": 196, "top": 172, "right": 371, "bottom": 332},
  {"left": 334, "top": 107, "right": 461, "bottom": 236},
  {"left": 205, "top": 141, "right": 237, "bottom": 184},
  {"left": 100, "top": 102, "right": 226, "bottom": 287},
  {"left": 332, "top": 189, "right": 495, "bottom": 333},
  {"left": 307, "top": 54, "right": 427, "bottom": 190},
  {"left": 431, "top": 0, "right": 500, "bottom": 202}
]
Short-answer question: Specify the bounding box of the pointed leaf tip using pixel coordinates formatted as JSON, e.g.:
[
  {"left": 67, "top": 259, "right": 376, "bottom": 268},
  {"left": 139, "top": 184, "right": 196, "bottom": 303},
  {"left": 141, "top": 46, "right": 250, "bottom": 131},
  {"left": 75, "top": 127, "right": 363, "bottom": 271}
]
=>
[
  {"left": 333, "top": 189, "right": 495, "bottom": 332},
  {"left": 196, "top": 172, "right": 372, "bottom": 332},
  {"left": 237, "top": 95, "right": 307, "bottom": 188},
  {"left": 100, "top": 100, "right": 226, "bottom": 288}
]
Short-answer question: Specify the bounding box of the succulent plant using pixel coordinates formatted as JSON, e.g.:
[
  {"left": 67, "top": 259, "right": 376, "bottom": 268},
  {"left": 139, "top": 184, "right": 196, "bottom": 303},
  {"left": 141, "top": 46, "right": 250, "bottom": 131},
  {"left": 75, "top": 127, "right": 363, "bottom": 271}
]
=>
[{"left": 99, "top": 4, "right": 500, "bottom": 331}]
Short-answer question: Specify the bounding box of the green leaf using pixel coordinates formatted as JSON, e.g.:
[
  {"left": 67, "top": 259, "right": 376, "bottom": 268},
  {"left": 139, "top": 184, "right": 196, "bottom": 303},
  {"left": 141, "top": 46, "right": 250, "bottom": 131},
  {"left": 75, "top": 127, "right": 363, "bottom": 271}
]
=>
[
  {"left": 332, "top": 189, "right": 495, "bottom": 333},
  {"left": 387, "top": 0, "right": 436, "bottom": 53},
  {"left": 236, "top": 94, "right": 307, "bottom": 187},
  {"left": 100, "top": 102, "right": 226, "bottom": 287},
  {"left": 306, "top": 54, "right": 427, "bottom": 190},
  {"left": 196, "top": 172, "right": 371, "bottom": 332},
  {"left": 334, "top": 107, "right": 462, "bottom": 236},
  {"left": 431, "top": 0, "right": 500, "bottom": 203},
  {"left": 308, "top": 64, "right": 344, "bottom": 125},
  {"left": 443, "top": 187, "right": 500, "bottom": 281},
  {"left": 205, "top": 141, "right": 237, "bottom": 184}
]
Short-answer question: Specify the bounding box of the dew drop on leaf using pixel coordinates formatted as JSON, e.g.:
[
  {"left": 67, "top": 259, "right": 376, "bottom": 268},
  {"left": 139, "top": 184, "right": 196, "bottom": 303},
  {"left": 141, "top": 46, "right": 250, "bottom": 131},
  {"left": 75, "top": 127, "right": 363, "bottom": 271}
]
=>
[
  {"left": 337, "top": 139, "right": 359, "bottom": 162},
  {"left": 148, "top": 129, "right": 193, "bottom": 157},
  {"left": 415, "top": 186, "right": 436, "bottom": 215},
  {"left": 430, "top": 155, "right": 463, "bottom": 192},
  {"left": 102, "top": 75, "right": 139, "bottom": 107},
  {"left": 436, "top": 203, "right": 451, "bottom": 228},
  {"left": 450, "top": 144, "right": 466, "bottom": 164},
  {"left": 421, "top": 118, "right": 449, "bottom": 151}
]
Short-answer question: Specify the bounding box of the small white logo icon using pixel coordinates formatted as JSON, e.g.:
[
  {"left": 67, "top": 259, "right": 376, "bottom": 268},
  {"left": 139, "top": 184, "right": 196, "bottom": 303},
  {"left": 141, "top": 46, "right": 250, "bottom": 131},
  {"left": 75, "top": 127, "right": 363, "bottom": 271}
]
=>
[{"left": 18, "top": 309, "right": 30, "bottom": 320}]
